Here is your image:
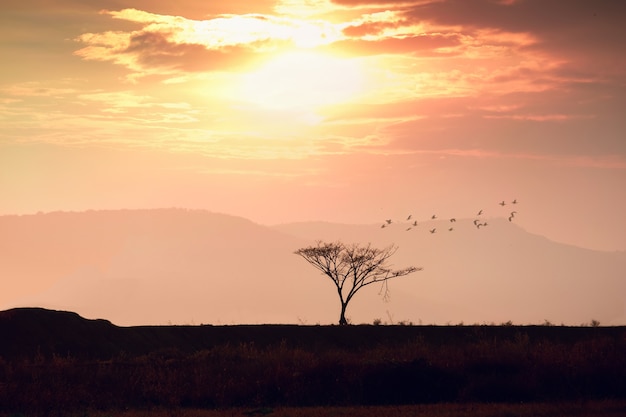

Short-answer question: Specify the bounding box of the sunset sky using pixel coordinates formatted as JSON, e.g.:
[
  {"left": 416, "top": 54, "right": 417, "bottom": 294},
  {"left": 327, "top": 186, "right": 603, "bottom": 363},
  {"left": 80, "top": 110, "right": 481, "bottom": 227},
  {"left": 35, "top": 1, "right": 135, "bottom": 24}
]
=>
[{"left": 1, "top": 0, "right": 625, "bottom": 252}]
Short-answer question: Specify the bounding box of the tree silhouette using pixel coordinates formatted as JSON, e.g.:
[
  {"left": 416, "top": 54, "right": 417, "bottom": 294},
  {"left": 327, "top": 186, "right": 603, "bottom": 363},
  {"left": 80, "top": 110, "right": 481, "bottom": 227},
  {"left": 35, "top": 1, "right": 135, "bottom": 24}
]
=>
[{"left": 294, "top": 241, "right": 421, "bottom": 325}]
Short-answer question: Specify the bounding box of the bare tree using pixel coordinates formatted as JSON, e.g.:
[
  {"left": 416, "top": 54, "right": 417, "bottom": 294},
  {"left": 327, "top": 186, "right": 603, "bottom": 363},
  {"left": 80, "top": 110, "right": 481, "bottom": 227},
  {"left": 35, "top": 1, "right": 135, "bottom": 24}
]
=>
[{"left": 294, "top": 241, "right": 421, "bottom": 325}]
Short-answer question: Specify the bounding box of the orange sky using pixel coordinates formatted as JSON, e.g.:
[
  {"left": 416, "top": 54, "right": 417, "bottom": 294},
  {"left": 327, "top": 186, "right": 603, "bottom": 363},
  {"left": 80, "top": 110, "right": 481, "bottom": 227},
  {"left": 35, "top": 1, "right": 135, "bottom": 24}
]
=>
[{"left": 1, "top": 0, "right": 625, "bottom": 251}]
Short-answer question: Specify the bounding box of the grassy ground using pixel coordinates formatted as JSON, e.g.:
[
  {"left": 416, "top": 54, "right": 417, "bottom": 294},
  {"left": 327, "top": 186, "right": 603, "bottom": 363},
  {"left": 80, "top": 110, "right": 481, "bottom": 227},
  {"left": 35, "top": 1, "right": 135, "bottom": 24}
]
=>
[
  {"left": 2, "top": 310, "right": 626, "bottom": 415},
  {"left": 38, "top": 400, "right": 626, "bottom": 417}
]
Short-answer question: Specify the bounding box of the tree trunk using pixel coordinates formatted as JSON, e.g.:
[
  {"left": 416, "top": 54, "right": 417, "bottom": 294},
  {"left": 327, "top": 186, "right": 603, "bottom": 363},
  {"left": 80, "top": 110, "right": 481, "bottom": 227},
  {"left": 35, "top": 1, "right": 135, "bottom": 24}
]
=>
[{"left": 339, "top": 302, "right": 348, "bottom": 325}]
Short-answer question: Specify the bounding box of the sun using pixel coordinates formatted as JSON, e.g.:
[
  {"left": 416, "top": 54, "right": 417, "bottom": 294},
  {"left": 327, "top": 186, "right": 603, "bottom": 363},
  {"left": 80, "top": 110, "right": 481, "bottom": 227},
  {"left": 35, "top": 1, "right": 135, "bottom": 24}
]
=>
[{"left": 234, "top": 50, "right": 367, "bottom": 115}]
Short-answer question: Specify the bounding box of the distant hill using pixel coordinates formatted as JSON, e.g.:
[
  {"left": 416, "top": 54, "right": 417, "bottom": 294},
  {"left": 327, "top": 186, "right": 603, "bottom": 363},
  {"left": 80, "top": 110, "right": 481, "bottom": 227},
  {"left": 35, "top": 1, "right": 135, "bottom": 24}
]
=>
[
  {"left": 0, "top": 307, "right": 120, "bottom": 359},
  {"left": 0, "top": 209, "right": 326, "bottom": 325},
  {"left": 0, "top": 307, "right": 342, "bottom": 360},
  {"left": 1, "top": 209, "right": 625, "bottom": 325}
]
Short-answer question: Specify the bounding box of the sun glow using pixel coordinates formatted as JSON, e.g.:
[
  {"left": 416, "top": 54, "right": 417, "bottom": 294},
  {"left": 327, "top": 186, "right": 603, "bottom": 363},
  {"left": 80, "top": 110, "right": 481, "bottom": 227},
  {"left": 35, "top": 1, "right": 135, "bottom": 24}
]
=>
[{"left": 234, "top": 50, "right": 367, "bottom": 115}]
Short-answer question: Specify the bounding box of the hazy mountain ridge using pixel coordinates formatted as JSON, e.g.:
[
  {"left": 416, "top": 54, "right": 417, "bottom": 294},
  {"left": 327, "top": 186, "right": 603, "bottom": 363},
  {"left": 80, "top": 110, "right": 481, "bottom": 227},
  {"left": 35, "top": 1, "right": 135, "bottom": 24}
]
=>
[
  {"left": 1, "top": 209, "right": 325, "bottom": 325},
  {"left": 1, "top": 209, "right": 625, "bottom": 326},
  {"left": 273, "top": 217, "right": 626, "bottom": 325}
]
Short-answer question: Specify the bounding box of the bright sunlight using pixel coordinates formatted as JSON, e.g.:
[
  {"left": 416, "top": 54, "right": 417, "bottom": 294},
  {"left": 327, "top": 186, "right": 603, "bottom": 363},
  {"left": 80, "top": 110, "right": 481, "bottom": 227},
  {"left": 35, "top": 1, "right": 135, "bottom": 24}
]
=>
[{"left": 234, "top": 51, "right": 368, "bottom": 115}]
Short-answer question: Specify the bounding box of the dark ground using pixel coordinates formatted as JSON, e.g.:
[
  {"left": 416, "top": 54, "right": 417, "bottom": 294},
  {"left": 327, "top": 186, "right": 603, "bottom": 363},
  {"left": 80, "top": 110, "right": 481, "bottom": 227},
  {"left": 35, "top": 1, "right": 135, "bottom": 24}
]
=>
[{"left": 1, "top": 308, "right": 625, "bottom": 414}]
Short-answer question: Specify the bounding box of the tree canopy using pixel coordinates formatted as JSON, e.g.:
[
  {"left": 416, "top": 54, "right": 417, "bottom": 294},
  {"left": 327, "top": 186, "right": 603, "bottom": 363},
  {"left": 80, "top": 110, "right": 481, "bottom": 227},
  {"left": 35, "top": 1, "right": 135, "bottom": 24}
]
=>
[{"left": 295, "top": 241, "right": 421, "bottom": 325}]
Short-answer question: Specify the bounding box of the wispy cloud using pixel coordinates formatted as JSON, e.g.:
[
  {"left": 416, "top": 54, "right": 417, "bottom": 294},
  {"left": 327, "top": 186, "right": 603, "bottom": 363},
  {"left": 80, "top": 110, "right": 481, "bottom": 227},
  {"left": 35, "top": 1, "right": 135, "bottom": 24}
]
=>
[
  {"left": 482, "top": 114, "right": 578, "bottom": 122},
  {"left": 74, "top": 8, "right": 346, "bottom": 80},
  {"left": 78, "top": 91, "right": 193, "bottom": 114},
  {"left": 405, "top": 148, "right": 626, "bottom": 170},
  {"left": 1, "top": 82, "right": 79, "bottom": 98}
]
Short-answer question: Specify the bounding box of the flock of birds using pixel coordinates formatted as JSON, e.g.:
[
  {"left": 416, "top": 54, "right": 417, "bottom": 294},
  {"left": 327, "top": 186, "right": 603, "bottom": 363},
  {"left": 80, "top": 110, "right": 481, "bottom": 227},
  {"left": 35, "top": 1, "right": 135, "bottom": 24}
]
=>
[{"left": 380, "top": 199, "right": 519, "bottom": 234}]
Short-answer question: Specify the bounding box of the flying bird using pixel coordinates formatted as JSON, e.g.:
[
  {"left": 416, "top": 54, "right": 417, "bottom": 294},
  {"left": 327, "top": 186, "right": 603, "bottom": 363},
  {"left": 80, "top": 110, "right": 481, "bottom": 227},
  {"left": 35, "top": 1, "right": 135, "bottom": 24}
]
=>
[
  {"left": 473, "top": 219, "right": 481, "bottom": 226},
  {"left": 512, "top": 199, "right": 518, "bottom": 204},
  {"left": 430, "top": 228, "right": 436, "bottom": 234},
  {"left": 431, "top": 214, "right": 437, "bottom": 219},
  {"left": 381, "top": 224, "right": 386, "bottom": 228},
  {"left": 407, "top": 214, "right": 412, "bottom": 220},
  {"left": 412, "top": 220, "right": 418, "bottom": 226},
  {"left": 499, "top": 201, "right": 506, "bottom": 206},
  {"left": 385, "top": 219, "right": 392, "bottom": 224},
  {"left": 406, "top": 227, "right": 412, "bottom": 231},
  {"left": 508, "top": 215, "right": 514, "bottom": 222},
  {"left": 450, "top": 218, "right": 456, "bottom": 222},
  {"left": 448, "top": 227, "right": 454, "bottom": 231},
  {"left": 477, "top": 209, "right": 483, "bottom": 215}
]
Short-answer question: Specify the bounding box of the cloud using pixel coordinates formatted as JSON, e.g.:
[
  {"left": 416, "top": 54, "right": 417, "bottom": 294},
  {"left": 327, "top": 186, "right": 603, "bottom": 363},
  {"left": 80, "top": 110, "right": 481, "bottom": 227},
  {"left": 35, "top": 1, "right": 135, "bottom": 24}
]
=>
[
  {"left": 330, "top": 1, "right": 435, "bottom": 7},
  {"left": 77, "top": 91, "right": 195, "bottom": 122},
  {"left": 332, "top": 0, "right": 626, "bottom": 81},
  {"left": 391, "top": 148, "right": 626, "bottom": 170},
  {"left": 482, "top": 114, "right": 576, "bottom": 122},
  {"left": 8, "top": 1, "right": 624, "bottom": 168},
  {"left": 74, "top": 8, "right": 348, "bottom": 79},
  {"left": 341, "top": 10, "right": 407, "bottom": 36},
  {"left": 1, "top": 82, "right": 79, "bottom": 98},
  {"left": 274, "top": 0, "right": 338, "bottom": 16},
  {"left": 326, "top": 33, "right": 461, "bottom": 56},
  {"left": 72, "top": 0, "right": 592, "bottom": 107}
]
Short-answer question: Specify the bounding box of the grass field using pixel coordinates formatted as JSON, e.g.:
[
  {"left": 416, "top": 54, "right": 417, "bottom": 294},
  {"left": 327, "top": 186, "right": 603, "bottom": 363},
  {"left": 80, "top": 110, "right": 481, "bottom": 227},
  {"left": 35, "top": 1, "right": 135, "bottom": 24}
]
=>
[
  {"left": 1, "top": 309, "right": 625, "bottom": 416},
  {"left": 12, "top": 401, "right": 624, "bottom": 417}
]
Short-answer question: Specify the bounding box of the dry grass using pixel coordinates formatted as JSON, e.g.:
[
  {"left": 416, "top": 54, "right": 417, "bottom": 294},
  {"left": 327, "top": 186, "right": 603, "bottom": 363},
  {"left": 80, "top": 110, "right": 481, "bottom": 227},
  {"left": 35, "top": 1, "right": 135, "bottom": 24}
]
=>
[
  {"left": 2, "top": 318, "right": 625, "bottom": 414},
  {"left": 78, "top": 400, "right": 626, "bottom": 417}
]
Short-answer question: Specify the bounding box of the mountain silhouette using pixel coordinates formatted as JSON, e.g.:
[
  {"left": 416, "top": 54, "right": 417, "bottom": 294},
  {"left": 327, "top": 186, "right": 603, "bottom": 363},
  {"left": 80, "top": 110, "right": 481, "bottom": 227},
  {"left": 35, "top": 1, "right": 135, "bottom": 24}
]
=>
[{"left": 1, "top": 209, "right": 625, "bottom": 325}]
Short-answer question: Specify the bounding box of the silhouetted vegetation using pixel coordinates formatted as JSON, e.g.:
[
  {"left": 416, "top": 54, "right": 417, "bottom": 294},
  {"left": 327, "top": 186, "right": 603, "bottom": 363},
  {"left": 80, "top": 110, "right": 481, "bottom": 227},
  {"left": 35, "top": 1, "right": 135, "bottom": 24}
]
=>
[
  {"left": 1, "top": 308, "right": 626, "bottom": 415},
  {"left": 294, "top": 241, "right": 420, "bottom": 325}
]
